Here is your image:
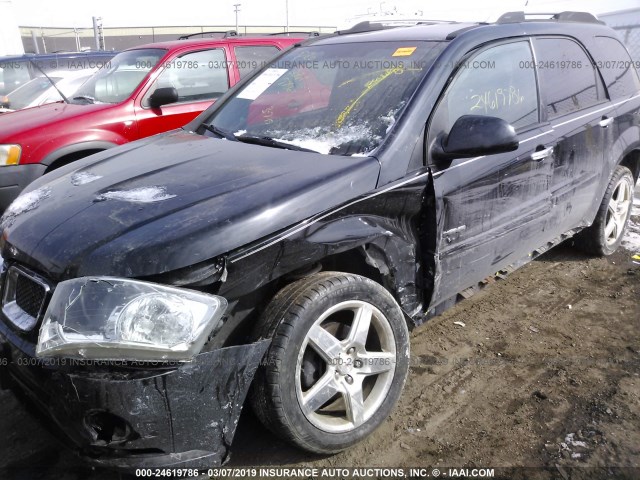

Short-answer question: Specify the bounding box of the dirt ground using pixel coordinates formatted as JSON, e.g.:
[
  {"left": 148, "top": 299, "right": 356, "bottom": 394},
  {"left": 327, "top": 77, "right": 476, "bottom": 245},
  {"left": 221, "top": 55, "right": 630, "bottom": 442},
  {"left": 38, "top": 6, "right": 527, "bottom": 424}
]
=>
[{"left": 1, "top": 184, "right": 638, "bottom": 480}]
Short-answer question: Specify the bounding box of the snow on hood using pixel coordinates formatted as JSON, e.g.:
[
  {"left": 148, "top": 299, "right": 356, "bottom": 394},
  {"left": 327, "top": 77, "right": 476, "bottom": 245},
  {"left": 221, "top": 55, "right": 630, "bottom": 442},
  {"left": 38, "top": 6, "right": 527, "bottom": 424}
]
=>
[
  {"left": 71, "top": 171, "right": 103, "bottom": 186},
  {"left": 0, "top": 186, "right": 51, "bottom": 229},
  {"left": 95, "top": 186, "right": 176, "bottom": 203}
]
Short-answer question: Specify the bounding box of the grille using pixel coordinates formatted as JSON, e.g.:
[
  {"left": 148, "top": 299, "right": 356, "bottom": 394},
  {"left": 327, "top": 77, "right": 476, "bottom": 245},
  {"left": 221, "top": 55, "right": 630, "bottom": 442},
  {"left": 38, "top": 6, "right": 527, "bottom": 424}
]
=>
[
  {"left": 15, "top": 274, "right": 46, "bottom": 319},
  {"left": 2, "top": 266, "right": 51, "bottom": 332}
]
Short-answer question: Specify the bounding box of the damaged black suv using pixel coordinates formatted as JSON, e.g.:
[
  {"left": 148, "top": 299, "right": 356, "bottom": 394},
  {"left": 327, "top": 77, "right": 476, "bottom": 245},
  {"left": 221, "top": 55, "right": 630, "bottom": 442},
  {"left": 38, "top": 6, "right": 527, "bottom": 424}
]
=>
[{"left": 1, "top": 11, "right": 639, "bottom": 471}]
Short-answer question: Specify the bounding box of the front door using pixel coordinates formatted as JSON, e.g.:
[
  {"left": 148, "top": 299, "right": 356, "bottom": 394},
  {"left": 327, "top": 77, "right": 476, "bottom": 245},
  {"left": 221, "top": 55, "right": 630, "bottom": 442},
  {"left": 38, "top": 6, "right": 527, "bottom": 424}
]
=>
[
  {"left": 427, "top": 39, "right": 555, "bottom": 305},
  {"left": 135, "top": 47, "right": 231, "bottom": 138}
]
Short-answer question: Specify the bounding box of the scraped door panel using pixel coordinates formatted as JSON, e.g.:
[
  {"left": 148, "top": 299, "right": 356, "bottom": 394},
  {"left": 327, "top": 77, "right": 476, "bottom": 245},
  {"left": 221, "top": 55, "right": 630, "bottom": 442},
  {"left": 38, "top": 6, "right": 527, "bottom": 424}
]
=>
[
  {"left": 533, "top": 37, "right": 611, "bottom": 234},
  {"left": 427, "top": 39, "right": 554, "bottom": 305}
]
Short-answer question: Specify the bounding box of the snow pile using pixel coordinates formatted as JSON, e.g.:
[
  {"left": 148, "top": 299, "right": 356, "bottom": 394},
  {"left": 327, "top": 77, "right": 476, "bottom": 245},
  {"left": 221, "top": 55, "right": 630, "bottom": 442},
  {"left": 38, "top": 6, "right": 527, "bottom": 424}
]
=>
[
  {"left": 96, "top": 187, "right": 176, "bottom": 203},
  {"left": 71, "top": 171, "right": 103, "bottom": 186},
  {"left": 267, "top": 124, "right": 382, "bottom": 155},
  {"left": 622, "top": 181, "right": 640, "bottom": 251},
  {"left": 0, "top": 186, "right": 51, "bottom": 229}
]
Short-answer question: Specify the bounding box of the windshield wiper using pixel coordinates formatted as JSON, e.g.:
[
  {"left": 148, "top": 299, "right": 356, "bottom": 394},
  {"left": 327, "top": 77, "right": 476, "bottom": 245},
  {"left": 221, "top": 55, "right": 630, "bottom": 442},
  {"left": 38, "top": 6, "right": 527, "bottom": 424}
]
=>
[
  {"left": 202, "top": 123, "right": 238, "bottom": 141},
  {"left": 27, "top": 58, "right": 70, "bottom": 104},
  {"left": 72, "top": 95, "right": 96, "bottom": 104},
  {"left": 235, "top": 134, "right": 319, "bottom": 153},
  {"left": 202, "top": 125, "right": 318, "bottom": 153}
]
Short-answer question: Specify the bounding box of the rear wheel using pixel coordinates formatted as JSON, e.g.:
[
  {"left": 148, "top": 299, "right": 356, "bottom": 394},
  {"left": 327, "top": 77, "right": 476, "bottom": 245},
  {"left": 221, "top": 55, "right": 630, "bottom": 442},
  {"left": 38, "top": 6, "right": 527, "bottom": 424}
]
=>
[
  {"left": 574, "top": 165, "right": 634, "bottom": 256},
  {"left": 250, "top": 272, "right": 409, "bottom": 454}
]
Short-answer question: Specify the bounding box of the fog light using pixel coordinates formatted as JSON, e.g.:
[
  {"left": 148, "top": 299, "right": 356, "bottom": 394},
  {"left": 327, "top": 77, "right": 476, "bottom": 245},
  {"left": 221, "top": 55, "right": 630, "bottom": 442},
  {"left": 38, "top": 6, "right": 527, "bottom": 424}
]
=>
[{"left": 84, "top": 410, "right": 136, "bottom": 445}]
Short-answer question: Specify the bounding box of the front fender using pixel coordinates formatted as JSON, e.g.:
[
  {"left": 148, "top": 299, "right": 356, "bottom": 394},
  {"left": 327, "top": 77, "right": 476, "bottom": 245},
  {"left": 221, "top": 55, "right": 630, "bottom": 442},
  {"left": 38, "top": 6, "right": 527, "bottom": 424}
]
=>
[
  {"left": 221, "top": 170, "right": 434, "bottom": 324},
  {"left": 40, "top": 140, "right": 120, "bottom": 167}
]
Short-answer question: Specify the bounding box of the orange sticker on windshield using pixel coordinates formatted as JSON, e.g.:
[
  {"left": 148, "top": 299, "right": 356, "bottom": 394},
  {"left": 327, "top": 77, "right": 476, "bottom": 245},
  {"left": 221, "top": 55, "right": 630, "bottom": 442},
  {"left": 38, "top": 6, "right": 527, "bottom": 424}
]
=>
[{"left": 392, "top": 47, "right": 417, "bottom": 57}]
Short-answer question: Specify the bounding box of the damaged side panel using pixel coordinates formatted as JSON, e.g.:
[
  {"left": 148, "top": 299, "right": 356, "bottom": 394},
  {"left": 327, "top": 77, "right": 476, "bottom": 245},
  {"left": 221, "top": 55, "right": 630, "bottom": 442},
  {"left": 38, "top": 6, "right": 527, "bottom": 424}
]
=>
[
  {"left": 221, "top": 170, "right": 436, "bottom": 324},
  {"left": 428, "top": 128, "right": 557, "bottom": 307}
]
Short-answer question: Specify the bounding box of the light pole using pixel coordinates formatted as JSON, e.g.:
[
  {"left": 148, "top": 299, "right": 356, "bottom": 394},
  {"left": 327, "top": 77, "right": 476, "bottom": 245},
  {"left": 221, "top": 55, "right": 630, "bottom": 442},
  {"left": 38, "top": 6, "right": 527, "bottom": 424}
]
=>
[
  {"left": 233, "top": 4, "right": 241, "bottom": 33},
  {"left": 285, "top": 0, "right": 289, "bottom": 33}
]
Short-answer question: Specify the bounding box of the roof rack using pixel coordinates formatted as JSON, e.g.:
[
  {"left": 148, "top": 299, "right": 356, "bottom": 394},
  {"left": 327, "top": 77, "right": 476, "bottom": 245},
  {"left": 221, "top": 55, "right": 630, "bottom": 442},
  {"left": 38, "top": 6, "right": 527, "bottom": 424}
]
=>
[
  {"left": 268, "top": 31, "right": 320, "bottom": 37},
  {"left": 337, "top": 19, "right": 454, "bottom": 35},
  {"left": 178, "top": 30, "right": 238, "bottom": 40},
  {"left": 496, "top": 11, "right": 603, "bottom": 25},
  {"left": 416, "top": 20, "right": 458, "bottom": 26}
]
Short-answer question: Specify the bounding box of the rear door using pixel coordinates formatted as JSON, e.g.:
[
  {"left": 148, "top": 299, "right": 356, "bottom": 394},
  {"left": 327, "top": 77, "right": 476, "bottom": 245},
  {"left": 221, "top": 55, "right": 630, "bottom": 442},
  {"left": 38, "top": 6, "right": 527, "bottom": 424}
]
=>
[
  {"left": 135, "top": 46, "right": 232, "bottom": 138},
  {"left": 532, "top": 37, "right": 612, "bottom": 234},
  {"left": 592, "top": 35, "right": 640, "bottom": 190}
]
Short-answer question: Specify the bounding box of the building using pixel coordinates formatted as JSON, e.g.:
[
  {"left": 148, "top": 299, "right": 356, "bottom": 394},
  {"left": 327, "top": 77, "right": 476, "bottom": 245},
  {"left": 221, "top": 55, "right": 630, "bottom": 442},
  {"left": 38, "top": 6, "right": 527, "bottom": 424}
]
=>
[{"left": 0, "top": 0, "right": 24, "bottom": 55}]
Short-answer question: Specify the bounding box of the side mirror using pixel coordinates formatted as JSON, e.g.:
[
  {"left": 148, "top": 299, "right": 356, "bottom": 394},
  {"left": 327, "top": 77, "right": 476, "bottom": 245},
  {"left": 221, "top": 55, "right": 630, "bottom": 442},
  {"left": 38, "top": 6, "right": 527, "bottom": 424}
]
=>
[
  {"left": 148, "top": 87, "right": 179, "bottom": 109},
  {"left": 432, "top": 115, "right": 519, "bottom": 160}
]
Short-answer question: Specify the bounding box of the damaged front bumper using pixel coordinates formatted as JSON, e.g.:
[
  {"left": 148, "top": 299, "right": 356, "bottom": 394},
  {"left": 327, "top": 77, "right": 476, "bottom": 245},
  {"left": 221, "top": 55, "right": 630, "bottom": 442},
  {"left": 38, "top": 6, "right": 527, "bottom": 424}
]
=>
[{"left": 0, "top": 325, "right": 268, "bottom": 471}]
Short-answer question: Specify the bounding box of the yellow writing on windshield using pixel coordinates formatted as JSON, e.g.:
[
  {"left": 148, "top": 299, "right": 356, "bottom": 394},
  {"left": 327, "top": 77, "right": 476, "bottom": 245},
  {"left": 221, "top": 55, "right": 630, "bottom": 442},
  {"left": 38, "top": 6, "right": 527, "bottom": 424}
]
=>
[{"left": 336, "top": 67, "right": 403, "bottom": 128}]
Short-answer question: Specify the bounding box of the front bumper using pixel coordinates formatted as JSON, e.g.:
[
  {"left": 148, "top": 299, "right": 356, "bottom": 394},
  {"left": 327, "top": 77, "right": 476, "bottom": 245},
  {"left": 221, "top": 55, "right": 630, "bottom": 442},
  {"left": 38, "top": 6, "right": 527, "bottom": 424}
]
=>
[
  {"left": 0, "top": 164, "right": 47, "bottom": 213},
  {"left": 0, "top": 325, "right": 269, "bottom": 472}
]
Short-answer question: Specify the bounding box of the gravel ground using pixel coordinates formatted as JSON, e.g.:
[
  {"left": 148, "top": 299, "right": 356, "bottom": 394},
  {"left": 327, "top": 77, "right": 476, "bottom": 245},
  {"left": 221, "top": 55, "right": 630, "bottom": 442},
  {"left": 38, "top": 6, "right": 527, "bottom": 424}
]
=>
[{"left": 1, "top": 183, "right": 638, "bottom": 480}]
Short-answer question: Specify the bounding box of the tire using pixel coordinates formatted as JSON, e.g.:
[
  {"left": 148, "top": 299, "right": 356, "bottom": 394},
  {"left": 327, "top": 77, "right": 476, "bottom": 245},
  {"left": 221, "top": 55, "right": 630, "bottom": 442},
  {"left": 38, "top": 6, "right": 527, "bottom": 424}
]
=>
[
  {"left": 250, "top": 272, "right": 410, "bottom": 454},
  {"left": 574, "top": 165, "right": 635, "bottom": 256}
]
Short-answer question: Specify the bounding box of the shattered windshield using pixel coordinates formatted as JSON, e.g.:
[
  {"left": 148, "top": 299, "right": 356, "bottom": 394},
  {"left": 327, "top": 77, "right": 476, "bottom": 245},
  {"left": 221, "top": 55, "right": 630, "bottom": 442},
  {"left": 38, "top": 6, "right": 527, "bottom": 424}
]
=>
[
  {"left": 203, "top": 41, "right": 445, "bottom": 155},
  {"left": 70, "top": 49, "right": 165, "bottom": 104}
]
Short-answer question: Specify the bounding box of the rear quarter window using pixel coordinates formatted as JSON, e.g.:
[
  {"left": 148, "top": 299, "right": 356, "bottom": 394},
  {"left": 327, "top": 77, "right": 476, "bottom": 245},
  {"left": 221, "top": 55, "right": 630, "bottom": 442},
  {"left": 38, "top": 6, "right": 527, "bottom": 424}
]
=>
[
  {"left": 593, "top": 36, "right": 640, "bottom": 99},
  {"left": 234, "top": 45, "right": 281, "bottom": 79},
  {"left": 534, "top": 37, "right": 603, "bottom": 119}
]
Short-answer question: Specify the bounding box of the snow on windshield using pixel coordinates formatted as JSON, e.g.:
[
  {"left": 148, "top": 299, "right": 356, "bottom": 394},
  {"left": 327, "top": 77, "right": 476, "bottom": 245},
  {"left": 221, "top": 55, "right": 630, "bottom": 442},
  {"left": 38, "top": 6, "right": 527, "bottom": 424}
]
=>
[
  {"left": 266, "top": 124, "right": 382, "bottom": 155},
  {"left": 207, "top": 41, "right": 446, "bottom": 156}
]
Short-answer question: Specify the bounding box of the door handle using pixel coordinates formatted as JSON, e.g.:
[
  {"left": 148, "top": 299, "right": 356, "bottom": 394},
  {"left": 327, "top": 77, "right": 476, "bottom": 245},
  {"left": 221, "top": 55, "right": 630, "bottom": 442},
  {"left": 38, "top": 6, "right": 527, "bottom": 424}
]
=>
[
  {"left": 599, "top": 116, "right": 614, "bottom": 128},
  {"left": 531, "top": 146, "right": 554, "bottom": 161}
]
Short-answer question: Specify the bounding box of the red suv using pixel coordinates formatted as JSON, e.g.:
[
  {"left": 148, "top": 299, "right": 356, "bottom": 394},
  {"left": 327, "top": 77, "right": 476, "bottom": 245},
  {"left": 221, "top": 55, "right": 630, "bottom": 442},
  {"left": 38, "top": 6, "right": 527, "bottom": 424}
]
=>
[{"left": 0, "top": 35, "right": 303, "bottom": 211}]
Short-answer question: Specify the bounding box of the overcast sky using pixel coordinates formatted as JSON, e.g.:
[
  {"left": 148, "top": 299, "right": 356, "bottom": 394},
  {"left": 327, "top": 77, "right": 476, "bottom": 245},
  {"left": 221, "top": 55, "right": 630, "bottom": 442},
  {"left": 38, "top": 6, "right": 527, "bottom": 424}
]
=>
[{"left": 11, "top": 0, "right": 639, "bottom": 28}]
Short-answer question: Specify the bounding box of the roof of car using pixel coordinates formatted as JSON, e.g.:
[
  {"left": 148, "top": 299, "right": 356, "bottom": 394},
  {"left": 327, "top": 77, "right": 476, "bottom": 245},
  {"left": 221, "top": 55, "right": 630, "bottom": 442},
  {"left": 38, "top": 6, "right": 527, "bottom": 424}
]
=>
[
  {"left": 313, "top": 23, "right": 478, "bottom": 44},
  {"left": 0, "top": 51, "right": 116, "bottom": 62},
  {"left": 310, "top": 14, "right": 617, "bottom": 46},
  {"left": 130, "top": 35, "right": 306, "bottom": 52}
]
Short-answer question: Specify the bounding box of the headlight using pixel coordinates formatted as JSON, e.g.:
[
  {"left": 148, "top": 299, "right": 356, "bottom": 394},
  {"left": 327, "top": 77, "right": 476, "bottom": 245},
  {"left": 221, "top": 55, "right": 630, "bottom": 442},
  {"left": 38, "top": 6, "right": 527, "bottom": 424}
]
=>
[
  {"left": 0, "top": 145, "right": 21, "bottom": 166},
  {"left": 36, "top": 277, "right": 227, "bottom": 361}
]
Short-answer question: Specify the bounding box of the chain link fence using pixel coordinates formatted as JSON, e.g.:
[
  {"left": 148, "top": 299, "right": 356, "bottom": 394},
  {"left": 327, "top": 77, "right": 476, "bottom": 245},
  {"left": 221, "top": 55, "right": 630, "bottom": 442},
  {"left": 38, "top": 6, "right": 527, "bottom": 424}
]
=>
[
  {"left": 19, "top": 21, "right": 639, "bottom": 61},
  {"left": 19, "top": 25, "right": 336, "bottom": 53},
  {"left": 614, "top": 25, "right": 640, "bottom": 62}
]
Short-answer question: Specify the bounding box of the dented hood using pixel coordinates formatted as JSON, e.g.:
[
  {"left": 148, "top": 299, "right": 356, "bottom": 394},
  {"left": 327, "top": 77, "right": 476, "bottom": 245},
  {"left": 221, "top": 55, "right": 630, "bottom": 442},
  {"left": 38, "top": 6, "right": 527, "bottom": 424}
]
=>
[{"left": 0, "top": 130, "right": 380, "bottom": 280}]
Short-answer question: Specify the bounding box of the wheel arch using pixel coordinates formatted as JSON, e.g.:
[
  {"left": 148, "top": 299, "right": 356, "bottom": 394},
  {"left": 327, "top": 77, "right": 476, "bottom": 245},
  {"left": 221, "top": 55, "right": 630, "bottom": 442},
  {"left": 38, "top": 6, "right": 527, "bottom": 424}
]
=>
[
  {"left": 41, "top": 141, "right": 118, "bottom": 172},
  {"left": 618, "top": 148, "right": 640, "bottom": 184}
]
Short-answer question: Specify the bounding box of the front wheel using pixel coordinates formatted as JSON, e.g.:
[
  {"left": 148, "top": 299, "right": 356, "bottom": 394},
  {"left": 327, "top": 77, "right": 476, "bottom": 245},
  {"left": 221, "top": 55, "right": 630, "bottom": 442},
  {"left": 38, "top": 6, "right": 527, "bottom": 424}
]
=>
[
  {"left": 250, "top": 272, "right": 410, "bottom": 454},
  {"left": 574, "top": 165, "right": 635, "bottom": 256}
]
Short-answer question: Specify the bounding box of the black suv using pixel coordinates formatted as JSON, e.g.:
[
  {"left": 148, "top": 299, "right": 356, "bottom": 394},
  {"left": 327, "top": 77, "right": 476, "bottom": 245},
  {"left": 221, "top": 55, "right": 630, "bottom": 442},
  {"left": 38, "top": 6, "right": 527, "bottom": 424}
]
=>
[{"left": 0, "top": 11, "right": 639, "bottom": 471}]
